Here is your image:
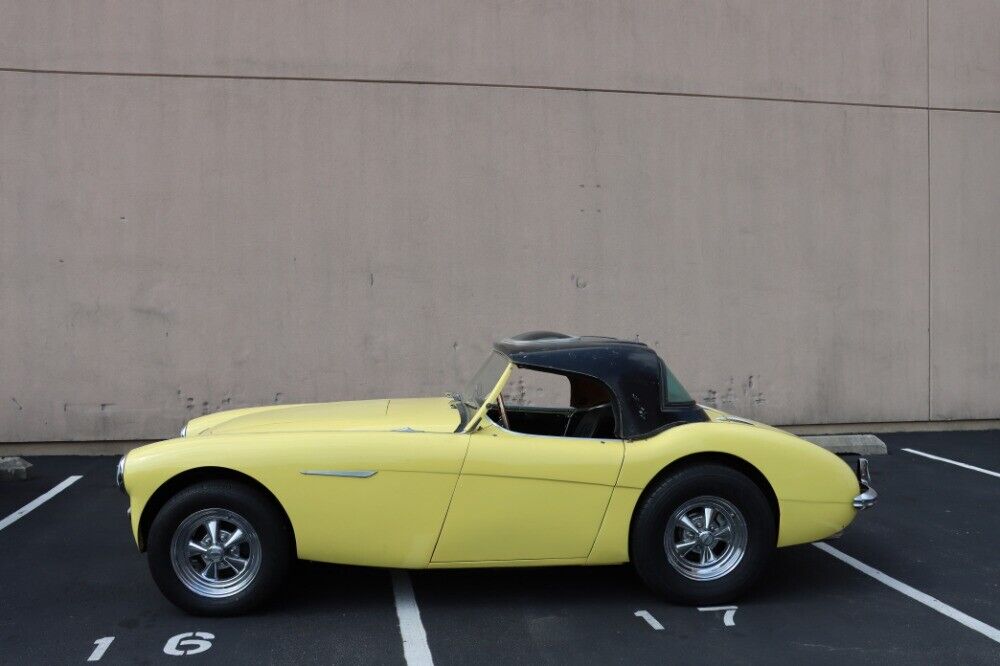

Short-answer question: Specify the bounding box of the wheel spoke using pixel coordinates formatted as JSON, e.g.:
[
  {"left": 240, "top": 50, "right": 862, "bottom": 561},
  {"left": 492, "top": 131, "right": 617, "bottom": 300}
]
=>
[
  {"left": 703, "top": 506, "right": 715, "bottom": 530},
  {"left": 200, "top": 561, "right": 218, "bottom": 580},
  {"left": 187, "top": 541, "right": 208, "bottom": 557},
  {"left": 223, "top": 528, "right": 244, "bottom": 549},
  {"left": 678, "top": 514, "right": 700, "bottom": 534},
  {"left": 224, "top": 555, "right": 248, "bottom": 572},
  {"left": 701, "top": 545, "right": 715, "bottom": 565},
  {"left": 712, "top": 524, "right": 732, "bottom": 541},
  {"left": 674, "top": 540, "right": 698, "bottom": 556},
  {"left": 206, "top": 520, "right": 219, "bottom": 545}
]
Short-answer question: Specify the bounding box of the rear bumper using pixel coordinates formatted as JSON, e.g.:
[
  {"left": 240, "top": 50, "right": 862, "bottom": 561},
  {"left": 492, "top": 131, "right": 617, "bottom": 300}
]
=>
[{"left": 852, "top": 457, "right": 878, "bottom": 510}]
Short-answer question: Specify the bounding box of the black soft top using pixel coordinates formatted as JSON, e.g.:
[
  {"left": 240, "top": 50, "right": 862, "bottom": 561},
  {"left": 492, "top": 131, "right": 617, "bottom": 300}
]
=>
[{"left": 494, "top": 332, "right": 707, "bottom": 439}]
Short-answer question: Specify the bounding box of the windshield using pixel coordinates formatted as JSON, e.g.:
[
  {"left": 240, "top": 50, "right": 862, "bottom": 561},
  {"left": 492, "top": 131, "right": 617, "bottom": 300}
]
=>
[{"left": 460, "top": 351, "right": 510, "bottom": 411}]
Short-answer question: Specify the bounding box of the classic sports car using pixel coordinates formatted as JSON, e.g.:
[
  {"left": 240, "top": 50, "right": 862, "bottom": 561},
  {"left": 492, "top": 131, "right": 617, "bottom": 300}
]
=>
[{"left": 117, "top": 332, "right": 876, "bottom": 615}]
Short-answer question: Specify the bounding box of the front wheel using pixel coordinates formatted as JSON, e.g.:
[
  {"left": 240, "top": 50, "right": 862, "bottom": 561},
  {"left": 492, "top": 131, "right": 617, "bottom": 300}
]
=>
[
  {"left": 147, "top": 480, "right": 292, "bottom": 616},
  {"left": 631, "top": 464, "right": 775, "bottom": 605}
]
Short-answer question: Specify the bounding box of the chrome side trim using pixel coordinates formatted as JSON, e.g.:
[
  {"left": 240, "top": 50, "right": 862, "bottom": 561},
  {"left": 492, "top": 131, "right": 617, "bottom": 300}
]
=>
[
  {"left": 300, "top": 470, "right": 378, "bottom": 478},
  {"left": 853, "top": 457, "right": 878, "bottom": 510}
]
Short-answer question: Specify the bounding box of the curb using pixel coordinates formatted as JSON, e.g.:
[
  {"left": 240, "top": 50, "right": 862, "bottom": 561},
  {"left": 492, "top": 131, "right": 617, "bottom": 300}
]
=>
[{"left": 0, "top": 456, "right": 33, "bottom": 481}]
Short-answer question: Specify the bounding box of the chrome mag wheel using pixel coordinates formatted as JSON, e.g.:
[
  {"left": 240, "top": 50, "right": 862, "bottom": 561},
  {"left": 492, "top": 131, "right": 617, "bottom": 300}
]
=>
[
  {"left": 663, "top": 496, "right": 748, "bottom": 581},
  {"left": 170, "top": 508, "right": 262, "bottom": 598}
]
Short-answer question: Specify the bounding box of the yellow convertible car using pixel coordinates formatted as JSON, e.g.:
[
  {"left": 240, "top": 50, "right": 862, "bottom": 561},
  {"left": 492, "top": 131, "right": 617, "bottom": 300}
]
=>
[{"left": 117, "top": 332, "right": 876, "bottom": 615}]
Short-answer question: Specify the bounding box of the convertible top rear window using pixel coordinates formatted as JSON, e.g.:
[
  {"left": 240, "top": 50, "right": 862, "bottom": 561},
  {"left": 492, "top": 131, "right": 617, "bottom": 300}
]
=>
[{"left": 660, "top": 359, "right": 694, "bottom": 406}]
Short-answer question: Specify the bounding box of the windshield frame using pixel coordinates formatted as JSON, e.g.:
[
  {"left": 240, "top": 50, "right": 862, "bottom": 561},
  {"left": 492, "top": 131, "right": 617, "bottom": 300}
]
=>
[{"left": 457, "top": 351, "right": 513, "bottom": 432}]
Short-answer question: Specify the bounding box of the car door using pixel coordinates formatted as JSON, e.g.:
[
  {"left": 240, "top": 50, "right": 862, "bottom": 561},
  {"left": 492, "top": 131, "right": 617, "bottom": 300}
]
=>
[
  {"left": 274, "top": 430, "right": 470, "bottom": 568},
  {"left": 431, "top": 417, "right": 624, "bottom": 563}
]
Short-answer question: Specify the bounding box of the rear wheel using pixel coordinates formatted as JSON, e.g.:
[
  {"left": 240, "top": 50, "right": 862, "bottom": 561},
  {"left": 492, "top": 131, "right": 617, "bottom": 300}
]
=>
[
  {"left": 631, "top": 464, "right": 775, "bottom": 605},
  {"left": 147, "top": 480, "right": 292, "bottom": 616}
]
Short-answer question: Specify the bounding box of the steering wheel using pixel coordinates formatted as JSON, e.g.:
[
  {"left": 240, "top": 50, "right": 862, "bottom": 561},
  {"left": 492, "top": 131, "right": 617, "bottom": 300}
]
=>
[{"left": 496, "top": 393, "right": 511, "bottom": 430}]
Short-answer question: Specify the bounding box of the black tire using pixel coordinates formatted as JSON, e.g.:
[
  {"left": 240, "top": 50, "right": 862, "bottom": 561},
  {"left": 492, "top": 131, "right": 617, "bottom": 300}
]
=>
[
  {"left": 630, "top": 464, "right": 775, "bottom": 605},
  {"left": 147, "top": 480, "right": 293, "bottom": 616}
]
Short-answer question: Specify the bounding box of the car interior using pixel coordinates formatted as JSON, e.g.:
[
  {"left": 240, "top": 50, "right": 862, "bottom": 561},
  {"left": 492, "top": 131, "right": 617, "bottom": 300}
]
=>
[{"left": 487, "top": 371, "right": 618, "bottom": 439}]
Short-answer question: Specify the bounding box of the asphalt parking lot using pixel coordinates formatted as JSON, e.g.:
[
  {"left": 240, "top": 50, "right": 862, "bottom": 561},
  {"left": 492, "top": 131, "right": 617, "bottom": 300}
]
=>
[{"left": 1, "top": 431, "right": 998, "bottom": 665}]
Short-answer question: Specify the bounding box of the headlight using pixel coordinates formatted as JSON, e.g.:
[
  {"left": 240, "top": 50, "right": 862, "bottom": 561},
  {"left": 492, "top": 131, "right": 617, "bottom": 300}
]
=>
[
  {"left": 180, "top": 424, "right": 187, "bottom": 437},
  {"left": 115, "top": 455, "right": 127, "bottom": 495}
]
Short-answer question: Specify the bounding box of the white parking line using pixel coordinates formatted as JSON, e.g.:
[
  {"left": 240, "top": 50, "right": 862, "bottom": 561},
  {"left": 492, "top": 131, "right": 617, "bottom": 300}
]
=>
[
  {"left": 0, "top": 475, "right": 82, "bottom": 532},
  {"left": 901, "top": 448, "right": 1000, "bottom": 479},
  {"left": 391, "top": 571, "right": 434, "bottom": 666},
  {"left": 698, "top": 606, "right": 738, "bottom": 626},
  {"left": 633, "top": 610, "right": 664, "bottom": 630},
  {"left": 814, "top": 542, "right": 1000, "bottom": 645}
]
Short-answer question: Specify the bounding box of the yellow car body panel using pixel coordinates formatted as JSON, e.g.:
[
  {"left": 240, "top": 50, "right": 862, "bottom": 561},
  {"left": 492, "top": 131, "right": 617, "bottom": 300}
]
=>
[
  {"left": 586, "top": 486, "right": 643, "bottom": 564},
  {"left": 427, "top": 557, "right": 589, "bottom": 569},
  {"left": 126, "top": 428, "right": 469, "bottom": 568},
  {"left": 432, "top": 417, "right": 623, "bottom": 561},
  {"left": 616, "top": 419, "right": 860, "bottom": 549},
  {"left": 185, "top": 397, "right": 461, "bottom": 437},
  {"left": 582, "top": 413, "right": 861, "bottom": 564},
  {"left": 124, "top": 390, "right": 861, "bottom": 569}
]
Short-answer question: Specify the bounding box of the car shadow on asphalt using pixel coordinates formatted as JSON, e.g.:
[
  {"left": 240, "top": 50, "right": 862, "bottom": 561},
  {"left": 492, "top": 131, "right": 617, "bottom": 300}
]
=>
[
  {"left": 272, "top": 543, "right": 852, "bottom": 613},
  {"left": 268, "top": 560, "right": 399, "bottom": 615}
]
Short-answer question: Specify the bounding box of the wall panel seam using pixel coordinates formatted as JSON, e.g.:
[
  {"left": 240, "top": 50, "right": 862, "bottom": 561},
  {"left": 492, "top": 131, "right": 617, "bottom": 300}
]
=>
[
  {"left": 1, "top": 66, "right": 998, "bottom": 115},
  {"left": 926, "top": 0, "right": 932, "bottom": 420}
]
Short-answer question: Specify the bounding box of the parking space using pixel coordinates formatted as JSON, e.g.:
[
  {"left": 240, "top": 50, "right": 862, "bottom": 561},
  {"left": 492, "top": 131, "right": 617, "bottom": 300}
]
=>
[
  {"left": 412, "top": 547, "right": 990, "bottom": 664},
  {"left": 0, "top": 459, "right": 406, "bottom": 664},
  {"left": 832, "top": 430, "right": 1000, "bottom": 629},
  {"left": 1, "top": 431, "right": 998, "bottom": 664}
]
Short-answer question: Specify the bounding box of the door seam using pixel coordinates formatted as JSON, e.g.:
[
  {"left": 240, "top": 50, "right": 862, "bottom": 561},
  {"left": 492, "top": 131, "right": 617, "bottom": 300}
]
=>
[
  {"left": 426, "top": 433, "right": 473, "bottom": 565},
  {"left": 584, "top": 440, "right": 627, "bottom": 560}
]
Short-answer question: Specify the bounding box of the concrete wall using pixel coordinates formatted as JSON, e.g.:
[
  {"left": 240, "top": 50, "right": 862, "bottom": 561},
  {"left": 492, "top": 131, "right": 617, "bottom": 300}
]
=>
[{"left": 0, "top": 1, "right": 997, "bottom": 441}]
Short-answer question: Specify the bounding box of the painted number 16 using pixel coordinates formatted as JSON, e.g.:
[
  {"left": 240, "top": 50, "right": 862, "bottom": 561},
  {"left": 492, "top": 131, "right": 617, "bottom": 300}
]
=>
[{"left": 86, "top": 632, "right": 215, "bottom": 661}]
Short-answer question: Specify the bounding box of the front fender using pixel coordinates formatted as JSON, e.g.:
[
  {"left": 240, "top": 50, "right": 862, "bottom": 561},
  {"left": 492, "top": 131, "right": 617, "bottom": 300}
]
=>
[
  {"left": 121, "top": 430, "right": 470, "bottom": 568},
  {"left": 122, "top": 436, "right": 295, "bottom": 549}
]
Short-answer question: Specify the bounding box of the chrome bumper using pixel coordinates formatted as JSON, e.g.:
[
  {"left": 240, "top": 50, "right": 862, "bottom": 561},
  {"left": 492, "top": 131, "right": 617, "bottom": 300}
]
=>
[
  {"left": 853, "top": 457, "right": 878, "bottom": 510},
  {"left": 115, "top": 455, "right": 127, "bottom": 495}
]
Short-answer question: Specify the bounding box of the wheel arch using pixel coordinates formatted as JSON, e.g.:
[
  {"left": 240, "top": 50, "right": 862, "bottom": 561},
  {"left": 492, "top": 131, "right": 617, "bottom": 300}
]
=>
[
  {"left": 627, "top": 451, "right": 780, "bottom": 553},
  {"left": 137, "top": 466, "right": 297, "bottom": 555}
]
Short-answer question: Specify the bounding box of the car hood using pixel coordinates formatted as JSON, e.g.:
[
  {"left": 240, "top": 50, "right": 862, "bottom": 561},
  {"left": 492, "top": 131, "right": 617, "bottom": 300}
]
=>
[{"left": 184, "top": 397, "right": 461, "bottom": 436}]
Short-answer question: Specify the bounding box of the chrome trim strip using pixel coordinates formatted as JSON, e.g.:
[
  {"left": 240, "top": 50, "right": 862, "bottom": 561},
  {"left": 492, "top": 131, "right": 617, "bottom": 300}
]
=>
[
  {"left": 853, "top": 457, "right": 878, "bottom": 510},
  {"left": 300, "top": 470, "right": 378, "bottom": 478}
]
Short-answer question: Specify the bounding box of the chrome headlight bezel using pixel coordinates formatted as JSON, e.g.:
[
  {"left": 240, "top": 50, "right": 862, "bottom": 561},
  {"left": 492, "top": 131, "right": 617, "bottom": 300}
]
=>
[{"left": 115, "top": 455, "right": 127, "bottom": 495}]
